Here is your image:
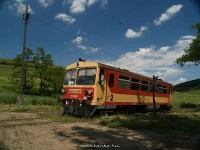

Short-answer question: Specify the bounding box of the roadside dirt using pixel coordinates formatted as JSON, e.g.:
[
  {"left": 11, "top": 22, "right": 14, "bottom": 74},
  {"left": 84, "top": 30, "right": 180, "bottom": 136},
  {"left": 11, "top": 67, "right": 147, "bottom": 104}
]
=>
[{"left": 0, "top": 112, "right": 199, "bottom": 150}]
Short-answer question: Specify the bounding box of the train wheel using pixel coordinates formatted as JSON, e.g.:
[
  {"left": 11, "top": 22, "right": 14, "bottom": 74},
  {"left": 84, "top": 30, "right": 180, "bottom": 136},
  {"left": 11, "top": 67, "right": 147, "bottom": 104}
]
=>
[
  {"left": 80, "top": 105, "right": 96, "bottom": 118},
  {"left": 63, "top": 104, "right": 69, "bottom": 115}
]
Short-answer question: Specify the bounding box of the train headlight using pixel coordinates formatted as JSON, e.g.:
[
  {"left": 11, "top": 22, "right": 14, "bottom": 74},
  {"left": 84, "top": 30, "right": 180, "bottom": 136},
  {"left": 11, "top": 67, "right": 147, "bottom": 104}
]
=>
[
  {"left": 84, "top": 90, "right": 89, "bottom": 95},
  {"left": 83, "top": 89, "right": 93, "bottom": 100}
]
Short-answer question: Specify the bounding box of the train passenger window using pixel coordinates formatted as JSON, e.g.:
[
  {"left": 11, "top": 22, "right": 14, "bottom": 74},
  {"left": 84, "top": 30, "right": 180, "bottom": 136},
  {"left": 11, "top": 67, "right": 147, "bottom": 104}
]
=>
[
  {"left": 118, "top": 75, "right": 129, "bottom": 89},
  {"left": 156, "top": 84, "right": 163, "bottom": 94},
  {"left": 131, "top": 78, "right": 140, "bottom": 90},
  {"left": 141, "top": 81, "right": 149, "bottom": 91},
  {"left": 163, "top": 85, "right": 167, "bottom": 94},
  {"left": 109, "top": 73, "right": 114, "bottom": 87}
]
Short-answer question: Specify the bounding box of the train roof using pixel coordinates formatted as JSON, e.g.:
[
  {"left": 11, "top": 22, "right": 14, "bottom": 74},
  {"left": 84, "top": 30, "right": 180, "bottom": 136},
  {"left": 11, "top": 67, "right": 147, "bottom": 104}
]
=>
[{"left": 66, "top": 61, "right": 172, "bottom": 85}]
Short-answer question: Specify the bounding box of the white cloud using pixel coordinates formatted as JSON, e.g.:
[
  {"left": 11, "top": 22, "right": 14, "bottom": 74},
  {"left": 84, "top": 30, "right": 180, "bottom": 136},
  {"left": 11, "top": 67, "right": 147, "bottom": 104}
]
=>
[
  {"left": 67, "top": 0, "right": 108, "bottom": 14},
  {"left": 154, "top": 4, "right": 183, "bottom": 25},
  {"left": 170, "top": 78, "right": 187, "bottom": 85},
  {"left": 89, "top": 47, "right": 99, "bottom": 52},
  {"left": 55, "top": 13, "right": 76, "bottom": 24},
  {"left": 98, "top": 35, "right": 195, "bottom": 82},
  {"left": 38, "top": 0, "right": 54, "bottom": 8},
  {"left": 70, "top": 0, "right": 86, "bottom": 14},
  {"left": 8, "top": 0, "right": 33, "bottom": 15},
  {"left": 159, "top": 46, "right": 170, "bottom": 52},
  {"left": 125, "top": 26, "right": 148, "bottom": 39},
  {"left": 100, "top": 0, "right": 108, "bottom": 7},
  {"left": 87, "top": 0, "right": 97, "bottom": 6},
  {"left": 71, "top": 35, "right": 99, "bottom": 53},
  {"left": 72, "top": 36, "right": 83, "bottom": 45}
]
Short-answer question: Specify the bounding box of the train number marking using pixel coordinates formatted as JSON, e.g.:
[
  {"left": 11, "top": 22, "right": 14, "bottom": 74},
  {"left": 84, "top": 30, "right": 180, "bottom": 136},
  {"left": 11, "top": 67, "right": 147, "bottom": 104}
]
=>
[{"left": 110, "top": 95, "right": 113, "bottom": 101}]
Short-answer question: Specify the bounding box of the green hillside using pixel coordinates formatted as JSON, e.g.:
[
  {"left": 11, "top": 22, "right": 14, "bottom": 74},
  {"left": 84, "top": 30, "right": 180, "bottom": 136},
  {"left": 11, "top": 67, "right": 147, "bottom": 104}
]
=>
[
  {"left": 0, "top": 58, "right": 14, "bottom": 79},
  {"left": 173, "top": 79, "right": 200, "bottom": 92},
  {"left": 0, "top": 58, "right": 14, "bottom": 65},
  {"left": 173, "top": 79, "right": 200, "bottom": 109}
]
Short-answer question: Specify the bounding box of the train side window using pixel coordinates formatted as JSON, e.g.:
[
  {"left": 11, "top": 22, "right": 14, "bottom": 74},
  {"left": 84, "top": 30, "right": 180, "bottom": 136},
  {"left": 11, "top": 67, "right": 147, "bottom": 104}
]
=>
[
  {"left": 99, "top": 69, "right": 105, "bottom": 86},
  {"left": 156, "top": 84, "right": 163, "bottom": 94},
  {"left": 109, "top": 73, "right": 114, "bottom": 87},
  {"left": 131, "top": 78, "right": 140, "bottom": 90},
  {"left": 141, "top": 81, "right": 149, "bottom": 91},
  {"left": 149, "top": 82, "right": 154, "bottom": 92},
  {"left": 118, "top": 75, "right": 129, "bottom": 89}
]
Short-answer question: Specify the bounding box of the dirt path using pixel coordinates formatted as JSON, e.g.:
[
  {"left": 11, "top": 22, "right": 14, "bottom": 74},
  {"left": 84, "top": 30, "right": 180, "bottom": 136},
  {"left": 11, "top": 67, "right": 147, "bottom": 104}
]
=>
[{"left": 0, "top": 112, "right": 199, "bottom": 150}]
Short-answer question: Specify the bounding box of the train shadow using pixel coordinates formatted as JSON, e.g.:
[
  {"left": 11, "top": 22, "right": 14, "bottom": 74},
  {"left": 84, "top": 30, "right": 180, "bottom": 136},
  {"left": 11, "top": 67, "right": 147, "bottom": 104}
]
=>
[{"left": 54, "top": 112, "right": 200, "bottom": 150}]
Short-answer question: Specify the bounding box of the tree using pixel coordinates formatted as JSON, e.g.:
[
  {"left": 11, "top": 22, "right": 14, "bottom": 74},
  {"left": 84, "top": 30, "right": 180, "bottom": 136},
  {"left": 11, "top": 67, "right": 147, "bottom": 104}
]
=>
[
  {"left": 11, "top": 47, "right": 64, "bottom": 96},
  {"left": 176, "top": 22, "right": 200, "bottom": 67},
  {"left": 10, "top": 48, "right": 34, "bottom": 93},
  {"left": 46, "top": 66, "right": 65, "bottom": 94},
  {"left": 33, "top": 47, "right": 53, "bottom": 95}
]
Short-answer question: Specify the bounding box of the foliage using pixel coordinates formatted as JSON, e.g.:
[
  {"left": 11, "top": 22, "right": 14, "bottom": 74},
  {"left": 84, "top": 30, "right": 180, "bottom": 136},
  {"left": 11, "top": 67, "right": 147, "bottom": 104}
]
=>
[
  {"left": 9, "top": 47, "right": 64, "bottom": 96},
  {"left": 176, "top": 22, "right": 200, "bottom": 67},
  {"left": 32, "top": 47, "right": 53, "bottom": 95},
  {"left": 45, "top": 66, "right": 65, "bottom": 94},
  {"left": 10, "top": 48, "right": 34, "bottom": 94}
]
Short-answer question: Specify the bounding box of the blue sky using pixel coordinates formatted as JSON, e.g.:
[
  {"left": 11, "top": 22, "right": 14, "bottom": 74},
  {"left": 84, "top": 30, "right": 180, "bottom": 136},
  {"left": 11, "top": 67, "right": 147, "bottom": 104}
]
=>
[{"left": 0, "top": 0, "right": 200, "bottom": 85}]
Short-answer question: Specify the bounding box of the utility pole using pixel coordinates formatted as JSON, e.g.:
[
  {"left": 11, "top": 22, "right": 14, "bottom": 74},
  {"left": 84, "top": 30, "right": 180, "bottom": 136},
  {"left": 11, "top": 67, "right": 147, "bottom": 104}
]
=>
[
  {"left": 152, "top": 75, "right": 158, "bottom": 117},
  {"left": 148, "top": 75, "right": 158, "bottom": 117},
  {"left": 19, "top": 5, "right": 31, "bottom": 105}
]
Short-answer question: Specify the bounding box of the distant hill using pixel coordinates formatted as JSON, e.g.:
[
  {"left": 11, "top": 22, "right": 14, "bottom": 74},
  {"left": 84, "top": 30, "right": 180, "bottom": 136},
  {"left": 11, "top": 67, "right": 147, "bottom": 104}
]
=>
[
  {"left": 173, "top": 78, "right": 200, "bottom": 92},
  {"left": 0, "top": 58, "right": 14, "bottom": 66}
]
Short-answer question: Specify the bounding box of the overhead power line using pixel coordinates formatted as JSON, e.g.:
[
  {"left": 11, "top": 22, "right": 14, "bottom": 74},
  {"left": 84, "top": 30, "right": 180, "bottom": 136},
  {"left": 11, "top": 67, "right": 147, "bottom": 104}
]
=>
[{"left": 17, "top": 3, "right": 119, "bottom": 60}]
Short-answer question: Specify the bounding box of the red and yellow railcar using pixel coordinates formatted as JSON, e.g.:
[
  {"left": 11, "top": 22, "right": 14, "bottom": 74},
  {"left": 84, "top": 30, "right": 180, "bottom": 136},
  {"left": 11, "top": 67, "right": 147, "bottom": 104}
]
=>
[{"left": 58, "top": 61, "right": 172, "bottom": 117}]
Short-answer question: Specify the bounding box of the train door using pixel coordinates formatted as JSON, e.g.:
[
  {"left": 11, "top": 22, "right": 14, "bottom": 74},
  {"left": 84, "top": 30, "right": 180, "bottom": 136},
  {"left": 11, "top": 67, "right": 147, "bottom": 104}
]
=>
[
  {"left": 96, "top": 68, "right": 107, "bottom": 106},
  {"left": 105, "top": 69, "right": 116, "bottom": 109}
]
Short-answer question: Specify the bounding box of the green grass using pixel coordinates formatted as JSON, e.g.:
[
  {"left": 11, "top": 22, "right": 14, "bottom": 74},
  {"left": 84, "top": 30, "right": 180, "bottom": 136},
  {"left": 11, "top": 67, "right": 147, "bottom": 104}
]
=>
[
  {"left": 0, "top": 140, "right": 9, "bottom": 150},
  {"left": 0, "top": 86, "right": 58, "bottom": 105},
  {"left": 173, "top": 91, "right": 200, "bottom": 109},
  {"left": 98, "top": 111, "right": 200, "bottom": 135},
  {"left": 0, "top": 104, "right": 89, "bottom": 124},
  {"left": 0, "top": 86, "right": 18, "bottom": 104},
  {"left": 0, "top": 58, "right": 13, "bottom": 65},
  {"left": 0, "top": 64, "right": 13, "bottom": 80}
]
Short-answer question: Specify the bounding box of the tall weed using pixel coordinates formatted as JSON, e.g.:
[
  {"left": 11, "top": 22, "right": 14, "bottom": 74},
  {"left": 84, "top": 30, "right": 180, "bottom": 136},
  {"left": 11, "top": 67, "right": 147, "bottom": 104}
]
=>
[{"left": 0, "top": 87, "right": 17, "bottom": 104}]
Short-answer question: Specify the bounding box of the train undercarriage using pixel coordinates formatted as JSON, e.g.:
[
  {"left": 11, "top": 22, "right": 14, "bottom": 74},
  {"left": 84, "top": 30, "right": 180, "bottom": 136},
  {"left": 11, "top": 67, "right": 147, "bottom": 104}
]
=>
[{"left": 59, "top": 98, "right": 172, "bottom": 118}]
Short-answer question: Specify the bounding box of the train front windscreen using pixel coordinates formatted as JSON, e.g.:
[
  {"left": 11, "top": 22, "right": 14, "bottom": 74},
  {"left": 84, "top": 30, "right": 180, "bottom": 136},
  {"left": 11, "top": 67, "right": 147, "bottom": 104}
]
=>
[{"left": 64, "top": 68, "right": 96, "bottom": 85}]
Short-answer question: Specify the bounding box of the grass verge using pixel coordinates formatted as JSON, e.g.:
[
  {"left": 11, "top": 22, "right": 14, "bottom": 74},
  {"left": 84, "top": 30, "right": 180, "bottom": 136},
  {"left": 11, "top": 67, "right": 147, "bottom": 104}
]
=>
[
  {"left": 98, "top": 110, "right": 200, "bottom": 135},
  {"left": 0, "top": 104, "right": 89, "bottom": 124}
]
